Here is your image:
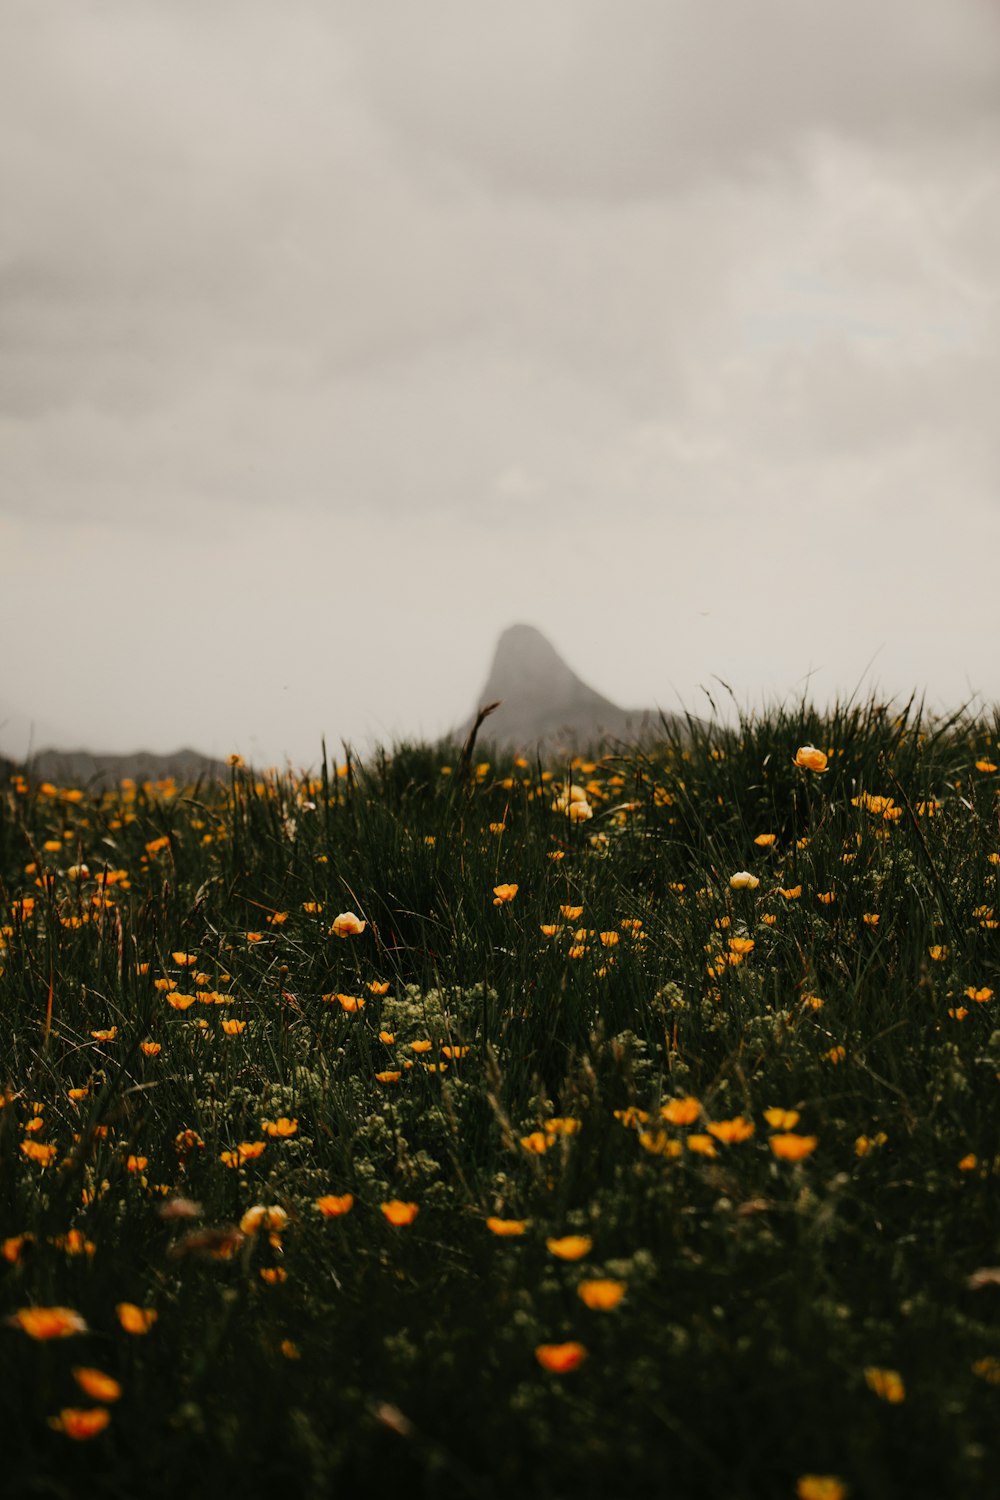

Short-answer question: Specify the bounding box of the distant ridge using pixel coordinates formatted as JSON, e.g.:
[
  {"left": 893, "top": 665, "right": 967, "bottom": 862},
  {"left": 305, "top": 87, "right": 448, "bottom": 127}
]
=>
[
  {"left": 19, "top": 747, "right": 227, "bottom": 788},
  {"left": 459, "top": 623, "right": 679, "bottom": 752}
]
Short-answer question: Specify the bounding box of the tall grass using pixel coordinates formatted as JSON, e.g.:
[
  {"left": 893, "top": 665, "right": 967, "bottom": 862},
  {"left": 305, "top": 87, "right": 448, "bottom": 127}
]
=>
[{"left": 1, "top": 698, "right": 998, "bottom": 1499}]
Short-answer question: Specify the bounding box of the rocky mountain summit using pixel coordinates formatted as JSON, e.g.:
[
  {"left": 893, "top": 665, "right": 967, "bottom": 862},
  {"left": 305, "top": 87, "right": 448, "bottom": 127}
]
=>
[{"left": 460, "top": 623, "right": 679, "bottom": 753}]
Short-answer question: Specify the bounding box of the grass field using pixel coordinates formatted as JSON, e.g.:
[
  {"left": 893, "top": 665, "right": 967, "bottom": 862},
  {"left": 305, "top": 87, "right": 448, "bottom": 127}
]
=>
[{"left": 1, "top": 699, "right": 998, "bottom": 1499}]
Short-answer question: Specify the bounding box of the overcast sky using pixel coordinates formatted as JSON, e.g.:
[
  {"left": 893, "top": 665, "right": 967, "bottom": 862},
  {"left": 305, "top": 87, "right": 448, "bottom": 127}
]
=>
[{"left": 2, "top": 0, "right": 999, "bottom": 767}]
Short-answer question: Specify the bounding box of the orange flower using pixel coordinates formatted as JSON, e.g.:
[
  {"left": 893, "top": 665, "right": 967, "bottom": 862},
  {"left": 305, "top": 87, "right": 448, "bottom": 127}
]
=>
[
  {"left": 380, "top": 1200, "right": 419, "bottom": 1227},
  {"left": 660, "top": 1096, "right": 701, "bottom": 1126},
  {"left": 10, "top": 1306, "right": 88, "bottom": 1339},
  {"left": 378, "top": 1030, "right": 395, "bottom": 1044},
  {"left": 964, "top": 986, "right": 993, "bottom": 1004},
  {"left": 259, "top": 1266, "right": 288, "bottom": 1284},
  {"left": 535, "top": 1342, "right": 587, "bottom": 1373},
  {"left": 779, "top": 885, "right": 803, "bottom": 899},
  {"left": 764, "top": 1108, "right": 800, "bottom": 1130},
  {"left": 727, "top": 937, "right": 755, "bottom": 955},
  {"left": 331, "top": 911, "right": 366, "bottom": 938},
  {"left": 240, "top": 1205, "right": 289, "bottom": 1235},
  {"left": 48, "top": 1407, "right": 111, "bottom": 1440},
  {"left": 219, "top": 1141, "right": 266, "bottom": 1167},
  {"left": 116, "top": 1303, "right": 157, "bottom": 1334},
  {"left": 125, "top": 1155, "right": 147, "bottom": 1173},
  {"left": 261, "top": 1117, "right": 298, "bottom": 1137},
  {"left": 520, "top": 1131, "right": 551, "bottom": 1154},
  {"left": 577, "top": 1279, "right": 626, "bottom": 1310},
  {"left": 770, "top": 1133, "right": 818, "bottom": 1161},
  {"left": 492, "top": 884, "right": 519, "bottom": 906},
  {"left": 409, "top": 1039, "right": 432, "bottom": 1054},
  {"left": 864, "top": 1366, "right": 905, "bottom": 1403},
  {"left": 707, "top": 1116, "right": 755, "bottom": 1144},
  {"left": 316, "top": 1194, "right": 354, "bottom": 1218},
  {"left": 90, "top": 1027, "right": 118, "bottom": 1041},
  {"left": 20, "top": 1140, "right": 57, "bottom": 1167},
  {"left": 140, "top": 1041, "right": 161, "bottom": 1056},
  {"left": 72, "top": 1367, "right": 122, "bottom": 1403},
  {"left": 171, "top": 952, "right": 198, "bottom": 966},
  {"left": 486, "top": 1217, "right": 528, "bottom": 1236},
  {"left": 221, "top": 1018, "right": 246, "bottom": 1036},
  {"left": 545, "top": 1235, "right": 592, "bottom": 1261},
  {"left": 686, "top": 1133, "right": 718, "bottom": 1158},
  {"left": 796, "top": 1478, "right": 848, "bottom": 1500},
  {"left": 753, "top": 833, "right": 778, "bottom": 847},
  {"left": 375, "top": 1070, "right": 402, "bottom": 1084},
  {"left": 166, "top": 994, "right": 197, "bottom": 1011},
  {"left": 795, "top": 746, "right": 829, "bottom": 772},
  {"left": 559, "top": 905, "right": 584, "bottom": 919}
]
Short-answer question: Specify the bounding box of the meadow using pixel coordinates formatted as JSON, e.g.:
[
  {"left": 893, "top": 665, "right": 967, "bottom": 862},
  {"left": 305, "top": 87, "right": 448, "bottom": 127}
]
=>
[{"left": 1, "top": 699, "right": 998, "bottom": 1500}]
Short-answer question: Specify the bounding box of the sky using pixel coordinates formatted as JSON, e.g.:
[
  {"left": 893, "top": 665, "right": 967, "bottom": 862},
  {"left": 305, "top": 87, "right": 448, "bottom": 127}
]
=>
[{"left": 2, "top": 0, "right": 999, "bottom": 769}]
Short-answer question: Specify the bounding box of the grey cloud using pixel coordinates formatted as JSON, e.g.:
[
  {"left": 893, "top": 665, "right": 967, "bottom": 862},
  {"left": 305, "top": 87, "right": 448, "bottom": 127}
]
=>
[{"left": 341, "top": 0, "right": 1000, "bottom": 198}]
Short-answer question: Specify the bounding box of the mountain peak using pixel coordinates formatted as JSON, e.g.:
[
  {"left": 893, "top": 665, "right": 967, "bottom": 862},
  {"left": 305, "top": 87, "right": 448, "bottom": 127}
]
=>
[{"left": 464, "top": 623, "right": 661, "bottom": 751}]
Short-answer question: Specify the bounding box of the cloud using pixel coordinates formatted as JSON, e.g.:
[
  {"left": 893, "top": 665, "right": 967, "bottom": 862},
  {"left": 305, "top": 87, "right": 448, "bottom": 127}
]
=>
[{"left": 0, "top": 1, "right": 998, "bottom": 757}]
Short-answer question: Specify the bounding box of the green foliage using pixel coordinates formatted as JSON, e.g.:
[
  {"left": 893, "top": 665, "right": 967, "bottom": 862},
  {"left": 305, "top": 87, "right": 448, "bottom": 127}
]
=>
[{"left": 1, "top": 702, "right": 998, "bottom": 1499}]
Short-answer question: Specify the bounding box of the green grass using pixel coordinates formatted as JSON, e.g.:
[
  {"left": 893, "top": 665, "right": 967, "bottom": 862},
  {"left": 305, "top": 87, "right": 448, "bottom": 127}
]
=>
[{"left": 1, "top": 698, "right": 998, "bottom": 1500}]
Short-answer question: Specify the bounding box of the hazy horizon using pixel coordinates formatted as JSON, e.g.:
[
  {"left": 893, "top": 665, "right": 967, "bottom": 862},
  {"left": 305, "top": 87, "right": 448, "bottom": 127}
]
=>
[{"left": 3, "top": 2, "right": 999, "bottom": 768}]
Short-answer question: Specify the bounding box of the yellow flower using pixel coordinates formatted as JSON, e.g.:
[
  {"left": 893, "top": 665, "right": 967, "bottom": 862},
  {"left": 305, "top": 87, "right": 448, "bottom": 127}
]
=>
[
  {"left": 660, "top": 1096, "right": 701, "bottom": 1126},
  {"left": 116, "top": 1303, "right": 157, "bottom": 1334},
  {"left": 535, "top": 1342, "right": 587, "bottom": 1373},
  {"left": 754, "top": 833, "right": 778, "bottom": 847},
  {"left": 485, "top": 1217, "right": 528, "bottom": 1236},
  {"left": 795, "top": 746, "right": 829, "bottom": 772},
  {"left": 779, "top": 885, "right": 802, "bottom": 899},
  {"left": 560, "top": 905, "right": 584, "bottom": 920},
  {"left": 864, "top": 1366, "right": 905, "bottom": 1403},
  {"left": 770, "top": 1133, "right": 818, "bottom": 1161},
  {"left": 729, "top": 871, "right": 760, "bottom": 891},
  {"left": 221, "top": 1018, "right": 246, "bottom": 1036},
  {"left": 817, "top": 891, "right": 836, "bottom": 906},
  {"left": 577, "top": 1279, "right": 626, "bottom": 1310},
  {"left": 380, "top": 1200, "right": 419, "bottom": 1227},
  {"left": 331, "top": 911, "right": 366, "bottom": 937},
  {"left": 492, "top": 883, "right": 519, "bottom": 905},
  {"left": 10, "top": 1306, "right": 88, "bottom": 1339},
  {"left": 546, "top": 1235, "right": 592, "bottom": 1261},
  {"left": 72, "top": 1367, "right": 122, "bottom": 1403},
  {"left": 166, "top": 993, "right": 197, "bottom": 1011},
  {"left": 48, "top": 1407, "right": 111, "bottom": 1440}
]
